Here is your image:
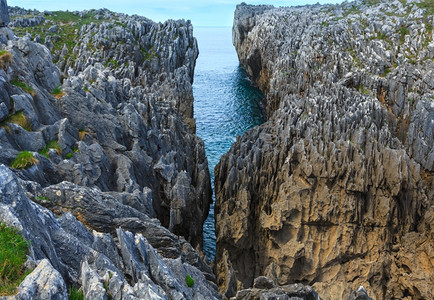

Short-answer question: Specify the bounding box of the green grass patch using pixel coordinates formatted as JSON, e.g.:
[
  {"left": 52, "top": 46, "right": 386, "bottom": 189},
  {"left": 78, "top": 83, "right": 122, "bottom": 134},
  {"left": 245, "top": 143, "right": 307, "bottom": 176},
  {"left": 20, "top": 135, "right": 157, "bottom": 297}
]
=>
[
  {"left": 381, "top": 67, "right": 391, "bottom": 77},
  {"left": 399, "top": 26, "right": 409, "bottom": 43},
  {"left": 185, "top": 275, "right": 194, "bottom": 288},
  {"left": 65, "top": 152, "right": 73, "bottom": 159},
  {"left": 141, "top": 47, "right": 158, "bottom": 61},
  {"left": 358, "top": 85, "right": 370, "bottom": 95},
  {"left": 343, "top": 5, "right": 361, "bottom": 17},
  {"left": 0, "top": 111, "right": 33, "bottom": 132},
  {"left": 11, "top": 79, "right": 35, "bottom": 97},
  {"left": 69, "top": 286, "right": 84, "bottom": 300},
  {"left": 35, "top": 196, "right": 51, "bottom": 202},
  {"left": 0, "top": 223, "right": 30, "bottom": 296},
  {"left": 415, "top": 0, "right": 434, "bottom": 15},
  {"left": 104, "top": 59, "right": 119, "bottom": 68},
  {"left": 51, "top": 86, "right": 66, "bottom": 98},
  {"left": 39, "top": 140, "right": 62, "bottom": 158},
  {"left": 11, "top": 151, "right": 38, "bottom": 169}
]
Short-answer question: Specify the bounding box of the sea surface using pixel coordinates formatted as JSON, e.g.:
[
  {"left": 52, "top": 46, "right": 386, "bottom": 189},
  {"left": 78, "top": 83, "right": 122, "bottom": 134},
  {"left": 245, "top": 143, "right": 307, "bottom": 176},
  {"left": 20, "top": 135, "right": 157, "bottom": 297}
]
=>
[{"left": 193, "top": 27, "right": 266, "bottom": 260}]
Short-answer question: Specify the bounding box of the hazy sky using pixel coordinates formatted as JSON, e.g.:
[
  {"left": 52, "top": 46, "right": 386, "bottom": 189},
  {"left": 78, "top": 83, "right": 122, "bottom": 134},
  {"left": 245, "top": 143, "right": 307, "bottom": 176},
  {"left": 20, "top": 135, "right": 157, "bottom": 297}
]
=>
[{"left": 8, "top": 1, "right": 342, "bottom": 26}]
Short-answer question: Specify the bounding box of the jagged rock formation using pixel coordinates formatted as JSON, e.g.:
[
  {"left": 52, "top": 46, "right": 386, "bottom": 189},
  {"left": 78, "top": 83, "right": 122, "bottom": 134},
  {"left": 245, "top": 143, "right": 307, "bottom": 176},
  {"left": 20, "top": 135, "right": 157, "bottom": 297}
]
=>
[
  {"left": 0, "top": 4, "right": 217, "bottom": 299},
  {"left": 0, "top": 165, "right": 219, "bottom": 299},
  {"left": 3, "top": 5, "right": 210, "bottom": 248},
  {"left": 215, "top": 0, "right": 433, "bottom": 299}
]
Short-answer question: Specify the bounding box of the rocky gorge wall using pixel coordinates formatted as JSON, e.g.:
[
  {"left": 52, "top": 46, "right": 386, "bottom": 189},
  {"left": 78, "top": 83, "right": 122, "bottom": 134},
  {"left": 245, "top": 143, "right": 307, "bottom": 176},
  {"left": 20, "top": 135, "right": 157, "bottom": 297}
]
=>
[
  {"left": 215, "top": 0, "right": 433, "bottom": 299},
  {"left": 0, "top": 6, "right": 218, "bottom": 299}
]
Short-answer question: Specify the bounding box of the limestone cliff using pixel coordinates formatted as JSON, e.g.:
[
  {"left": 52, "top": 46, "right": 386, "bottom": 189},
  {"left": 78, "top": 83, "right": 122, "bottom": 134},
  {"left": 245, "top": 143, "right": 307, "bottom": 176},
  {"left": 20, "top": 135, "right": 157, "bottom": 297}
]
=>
[
  {"left": 0, "top": 5, "right": 217, "bottom": 299},
  {"left": 215, "top": 0, "right": 433, "bottom": 299}
]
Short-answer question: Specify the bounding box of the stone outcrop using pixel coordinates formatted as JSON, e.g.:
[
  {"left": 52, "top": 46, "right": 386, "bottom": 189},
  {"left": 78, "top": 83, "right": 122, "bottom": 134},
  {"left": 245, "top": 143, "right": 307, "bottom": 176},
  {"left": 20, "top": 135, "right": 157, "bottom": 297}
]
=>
[
  {"left": 3, "top": 5, "right": 210, "bottom": 248},
  {"left": 0, "top": 4, "right": 217, "bottom": 299},
  {"left": 0, "top": 165, "right": 220, "bottom": 299},
  {"left": 215, "top": 0, "right": 433, "bottom": 299}
]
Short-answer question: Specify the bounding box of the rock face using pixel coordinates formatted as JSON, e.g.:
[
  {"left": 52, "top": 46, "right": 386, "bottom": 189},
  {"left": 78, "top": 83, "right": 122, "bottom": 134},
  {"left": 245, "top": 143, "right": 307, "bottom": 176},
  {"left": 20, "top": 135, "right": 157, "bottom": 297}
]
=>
[
  {"left": 215, "top": 0, "right": 433, "bottom": 299},
  {"left": 3, "top": 6, "right": 210, "bottom": 248},
  {"left": 0, "top": 0, "right": 9, "bottom": 27},
  {"left": 0, "top": 165, "right": 220, "bottom": 299},
  {"left": 0, "top": 5, "right": 217, "bottom": 299}
]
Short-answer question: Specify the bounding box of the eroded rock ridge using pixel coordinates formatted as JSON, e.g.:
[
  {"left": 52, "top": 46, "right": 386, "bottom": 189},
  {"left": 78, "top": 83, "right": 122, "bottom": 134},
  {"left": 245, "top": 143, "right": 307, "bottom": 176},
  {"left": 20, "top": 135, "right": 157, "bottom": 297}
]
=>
[
  {"left": 0, "top": 5, "right": 217, "bottom": 299},
  {"left": 215, "top": 0, "right": 433, "bottom": 299}
]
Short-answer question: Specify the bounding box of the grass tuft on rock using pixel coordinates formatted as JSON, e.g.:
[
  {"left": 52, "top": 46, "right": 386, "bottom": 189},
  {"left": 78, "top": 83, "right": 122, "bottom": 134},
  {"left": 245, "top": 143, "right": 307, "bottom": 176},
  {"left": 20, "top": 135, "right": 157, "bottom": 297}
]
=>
[
  {"left": 10, "top": 79, "right": 35, "bottom": 97},
  {"left": 0, "top": 223, "right": 30, "bottom": 296},
  {"left": 185, "top": 274, "right": 194, "bottom": 288},
  {"left": 0, "top": 111, "right": 33, "bottom": 132},
  {"left": 39, "top": 140, "right": 62, "bottom": 157},
  {"left": 69, "top": 286, "right": 84, "bottom": 300},
  {"left": 51, "top": 86, "right": 66, "bottom": 98},
  {"left": 10, "top": 151, "right": 38, "bottom": 169}
]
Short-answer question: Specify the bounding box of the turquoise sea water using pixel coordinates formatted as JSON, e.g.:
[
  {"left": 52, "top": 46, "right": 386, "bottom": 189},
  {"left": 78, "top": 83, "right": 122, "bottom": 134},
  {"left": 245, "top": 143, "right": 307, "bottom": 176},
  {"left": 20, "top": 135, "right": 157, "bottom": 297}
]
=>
[{"left": 193, "top": 27, "right": 266, "bottom": 260}]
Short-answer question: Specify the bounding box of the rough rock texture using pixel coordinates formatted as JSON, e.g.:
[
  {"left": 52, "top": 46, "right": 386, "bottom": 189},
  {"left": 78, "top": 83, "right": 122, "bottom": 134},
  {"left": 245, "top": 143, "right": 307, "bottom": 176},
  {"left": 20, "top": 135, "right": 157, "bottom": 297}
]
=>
[
  {"left": 234, "top": 276, "right": 321, "bottom": 300},
  {"left": 215, "top": 0, "right": 433, "bottom": 299},
  {"left": 0, "top": 5, "right": 217, "bottom": 299},
  {"left": 0, "top": 165, "right": 220, "bottom": 299},
  {"left": 3, "top": 6, "right": 209, "bottom": 248}
]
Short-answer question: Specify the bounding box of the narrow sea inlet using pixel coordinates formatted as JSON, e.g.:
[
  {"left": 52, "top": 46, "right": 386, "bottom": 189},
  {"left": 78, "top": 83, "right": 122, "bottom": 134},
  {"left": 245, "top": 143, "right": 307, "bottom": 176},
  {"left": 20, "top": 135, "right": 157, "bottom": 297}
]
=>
[{"left": 193, "top": 27, "right": 266, "bottom": 259}]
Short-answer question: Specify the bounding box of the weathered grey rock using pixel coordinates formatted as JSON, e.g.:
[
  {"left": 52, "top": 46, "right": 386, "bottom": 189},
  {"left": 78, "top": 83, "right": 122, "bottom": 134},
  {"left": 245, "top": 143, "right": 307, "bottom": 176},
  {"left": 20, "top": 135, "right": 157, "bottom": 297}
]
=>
[
  {"left": 13, "top": 259, "right": 68, "bottom": 300},
  {"left": 215, "top": 0, "right": 433, "bottom": 299},
  {"left": 0, "top": 165, "right": 220, "bottom": 299},
  {"left": 9, "top": 125, "right": 44, "bottom": 151},
  {"left": 0, "top": 101, "right": 7, "bottom": 120},
  {"left": 348, "top": 286, "right": 373, "bottom": 300},
  {"left": 0, "top": 6, "right": 217, "bottom": 299},
  {"left": 235, "top": 281, "right": 321, "bottom": 300},
  {"left": 0, "top": 6, "right": 211, "bottom": 250},
  {"left": 0, "top": 0, "right": 10, "bottom": 27},
  {"left": 10, "top": 16, "right": 45, "bottom": 28}
]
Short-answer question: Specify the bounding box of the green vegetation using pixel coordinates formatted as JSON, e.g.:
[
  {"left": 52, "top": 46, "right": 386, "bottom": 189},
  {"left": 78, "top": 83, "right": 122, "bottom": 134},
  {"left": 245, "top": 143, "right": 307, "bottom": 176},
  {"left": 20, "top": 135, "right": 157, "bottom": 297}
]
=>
[
  {"left": 341, "top": 5, "right": 361, "bottom": 18},
  {"left": 141, "top": 47, "right": 158, "bottom": 61},
  {"left": 415, "top": 0, "right": 434, "bottom": 15},
  {"left": 105, "top": 59, "right": 120, "bottom": 68},
  {"left": 364, "top": 0, "right": 380, "bottom": 5},
  {"left": 103, "top": 280, "right": 113, "bottom": 300},
  {"left": 51, "top": 86, "right": 65, "bottom": 98},
  {"left": 185, "top": 275, "right": 194, "bottom": 288},
  {"left": 35, "top": 196, "right": 51, "bottom": 202},
  {"left": 0, "top": 111, "right": 33, "bottom": 132},
  {"left": 65, "top": 152, "right": 74, "bottom": 159},
  {"left": 12, "top": 11, "right": 106, "bottom": 65},
  {"left": 399, "top": 26, "right": 409, "bottom": 43},
  {"left": 381, "top": 67, "right": 391, "bottom": 77},
  {"left": 39, "top": 140, "right": 62, "bottom": 158},
  {"left": 11, "top": 151, "right": 38, "bottom": 169},
  {"left": 11, "top": 79, "right": 35, "bottom": 97},
  {"left": 0, "top": 223, "right": 30, "bottom": 296},
  {"left": 69, "top": 286, "right": 84, "bottom": 300},
  {"left": 358, "top": 85, "right": 370, "bottom": 95}
]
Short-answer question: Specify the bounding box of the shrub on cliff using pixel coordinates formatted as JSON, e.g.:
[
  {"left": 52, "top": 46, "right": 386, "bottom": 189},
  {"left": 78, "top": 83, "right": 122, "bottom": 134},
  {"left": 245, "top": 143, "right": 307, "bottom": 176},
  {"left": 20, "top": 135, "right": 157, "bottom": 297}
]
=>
[
  {"left": 0, "top": 111, "right": 33, "bottom": 132},
  {"left": 10, "top": 151, "right": 38, "bottom": 169},
  {"left": 186, "top": 275, "right": 194, "bottom": 288},
  {"left": 0, "top": 223, "right": 30, "bottom": 296},
  {"left": 10, "top": 79, "right": 35, "bottom": 97}
]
